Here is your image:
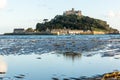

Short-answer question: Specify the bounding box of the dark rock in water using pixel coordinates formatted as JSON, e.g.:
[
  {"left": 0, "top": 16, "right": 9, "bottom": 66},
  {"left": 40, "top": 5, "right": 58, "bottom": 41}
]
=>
[
  {"left": 14, "top": 76, "right": 24, "bottom": 79},
  {"left": 14, "top": 74, "right": 25, "bottom": 79},
  {"left": 36, "top": 57, "right": 41, "bottom": 59},
  {"left": 19, "top": 74, "right": 25, "bottom": 77},
  {"left": 70, "top": 77, "right": 80, "bottom": 80},
  {"left": 69, "top": 76, "right": 103, "bottom": 80},
  {"left": 52, "top": 77, "right": 59, "bottom": 80},
  {"left": 101, "top": 53, "right": 114, "bottom": 57},
  {"left": 92, "top": 74, "right": 103, "bottom": 78},
  {"left": 114, "top": 57, "right": 120, "bottom": 59},
  {"left": 86, "top": 54, "right": 93, "bottom": 57},
  {"left": 63, "top": 78, "right": 69, "bottom": 80},
  {"left": 0, "top": 78, "right": 3, "bottom": 79},
  {"left": 79, "top": 76, "right": 88, "bottom": 79}
]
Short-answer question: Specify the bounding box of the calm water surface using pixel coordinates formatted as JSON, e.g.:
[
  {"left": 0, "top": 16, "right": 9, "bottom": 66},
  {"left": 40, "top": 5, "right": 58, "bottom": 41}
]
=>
[{"left": 0, "top": 35, "right": 120, "bottom": 80}]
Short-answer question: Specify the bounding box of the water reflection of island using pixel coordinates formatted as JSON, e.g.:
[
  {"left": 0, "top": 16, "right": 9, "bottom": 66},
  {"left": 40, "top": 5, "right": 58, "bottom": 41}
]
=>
[{"left": 62, "top": 52, "right": 82, "bottom": 61}]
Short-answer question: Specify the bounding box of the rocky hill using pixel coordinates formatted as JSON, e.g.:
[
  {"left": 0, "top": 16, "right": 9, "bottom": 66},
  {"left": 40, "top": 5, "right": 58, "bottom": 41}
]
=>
[{"left": 36, "top": 14, "right": 119, "bottom": 34}]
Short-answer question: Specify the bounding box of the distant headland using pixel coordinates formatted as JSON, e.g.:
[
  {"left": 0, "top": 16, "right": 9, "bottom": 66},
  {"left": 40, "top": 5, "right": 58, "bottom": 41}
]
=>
[{"left": 4, "top": 8, "right": 119, "bottom": 35}]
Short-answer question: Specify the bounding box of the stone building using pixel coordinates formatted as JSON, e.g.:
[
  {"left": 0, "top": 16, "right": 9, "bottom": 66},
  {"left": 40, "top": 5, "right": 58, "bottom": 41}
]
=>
[
  {"left": 63, "top": 8, "right": 82, "bottom": 16},
  {"left": 13, "top": 28, "right": 25, "bottom": 33}
]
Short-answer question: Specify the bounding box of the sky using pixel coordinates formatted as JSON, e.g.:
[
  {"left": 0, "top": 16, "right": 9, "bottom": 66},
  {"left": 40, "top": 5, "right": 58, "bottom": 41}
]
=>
[{"left": 0, "top": 0, "right": 120, "bottom": 34}]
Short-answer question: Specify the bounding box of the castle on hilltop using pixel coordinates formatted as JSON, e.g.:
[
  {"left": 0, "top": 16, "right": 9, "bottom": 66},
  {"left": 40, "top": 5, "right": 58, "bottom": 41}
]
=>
[{"left": 63, "top": 8, "right": 82, "bottom": 16}]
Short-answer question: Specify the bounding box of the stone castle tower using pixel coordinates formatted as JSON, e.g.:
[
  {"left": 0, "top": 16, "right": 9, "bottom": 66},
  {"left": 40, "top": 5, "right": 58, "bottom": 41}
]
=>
[{"left": 63, "top": 8, "right": 82, "bottom": 16}]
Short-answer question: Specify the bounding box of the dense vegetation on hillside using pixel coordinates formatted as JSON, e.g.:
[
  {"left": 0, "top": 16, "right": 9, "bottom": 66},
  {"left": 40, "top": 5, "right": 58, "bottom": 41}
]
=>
[{"left": 36, "top": 15, "right": 119, "bottom": 33}]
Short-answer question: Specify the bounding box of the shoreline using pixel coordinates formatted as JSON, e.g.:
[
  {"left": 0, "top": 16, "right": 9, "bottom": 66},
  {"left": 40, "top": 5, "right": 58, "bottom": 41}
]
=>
[
  {"left": 3, "top": 33, "right": 119, "bottom": 35},
  {"left": 52, "top": 71, "right": 120, "bottom": 80}
]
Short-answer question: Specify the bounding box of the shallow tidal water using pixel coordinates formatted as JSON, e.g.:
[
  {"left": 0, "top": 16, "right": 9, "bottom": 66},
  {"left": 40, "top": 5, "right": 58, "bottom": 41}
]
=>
[{"left": 0, "top": 35, "right": 120, "bottom": 80}]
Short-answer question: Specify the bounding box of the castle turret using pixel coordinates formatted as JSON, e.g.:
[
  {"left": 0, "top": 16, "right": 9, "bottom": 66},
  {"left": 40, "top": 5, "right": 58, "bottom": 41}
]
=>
[
  {"left": 63, "top": 8, "right": 82, "bottom": 16},
  {"left": 72, "top": 8, "right": 74, "bottom": 11}
]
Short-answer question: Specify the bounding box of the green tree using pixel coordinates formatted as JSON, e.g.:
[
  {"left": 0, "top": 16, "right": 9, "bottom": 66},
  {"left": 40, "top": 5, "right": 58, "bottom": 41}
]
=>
[
  {"left": 43, "top": 19, "right": 48, "bottom": 23},
  {"left": 26, "top": 28, "right": 34, "bottom": 32}
]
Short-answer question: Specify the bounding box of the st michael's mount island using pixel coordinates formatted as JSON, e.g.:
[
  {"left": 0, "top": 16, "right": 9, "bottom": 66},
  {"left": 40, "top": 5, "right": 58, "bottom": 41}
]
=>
[{"left": 4, "top": 8, "right": 119, "bottom": 35}]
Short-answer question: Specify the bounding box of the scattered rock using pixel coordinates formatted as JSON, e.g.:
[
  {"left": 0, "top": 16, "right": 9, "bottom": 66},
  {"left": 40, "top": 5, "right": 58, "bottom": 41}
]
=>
[
  {"left": 63, "top": 78, "right": 69, "bottom": 80},
  {"left": 14, "top": 74, "right": 25, "bottom": 79},
  {"left": 36, "top": 57, "right": 41, "bottom": 59},
  {"left": 101, "top": 53, "right": 114, "bottom": 57},
  {"left": 86, "top": 54, "right": 93, "bottom": 57},
  {"left": 79, "top": 76, "right": 88, "bottom": 79},
  {"left": 70, "top": 77, "right": 80, "bottom": 80},
  {"left": 102, "top": 71, "right": 120, "bottom": 80},
  {"left": 52, "top": 77, "right": 59, "bottom": 80},
  {"left": 14, "top": 76, "right": 24, "bottom": 79}
]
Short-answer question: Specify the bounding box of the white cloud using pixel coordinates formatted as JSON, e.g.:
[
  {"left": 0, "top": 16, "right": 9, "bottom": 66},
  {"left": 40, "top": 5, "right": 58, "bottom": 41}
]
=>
[
  {"left": 107, "top": 10, "right": 120, "bottom": 18},
  {"left": 0, "top": 0, "right": 7, "bottom": 9},
  {"left": 116, "top": 11, "right": 120, "bottom": 17},
  {"left": 107, "top": 11, "right": 115, "bottom": 18}
]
